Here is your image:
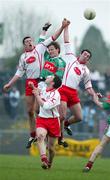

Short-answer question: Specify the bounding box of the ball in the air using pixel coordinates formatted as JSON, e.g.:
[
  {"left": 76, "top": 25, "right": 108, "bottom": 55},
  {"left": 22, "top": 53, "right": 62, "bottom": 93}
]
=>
[{"left": 84, "top": 8, "right": 96, "bottom": 20}]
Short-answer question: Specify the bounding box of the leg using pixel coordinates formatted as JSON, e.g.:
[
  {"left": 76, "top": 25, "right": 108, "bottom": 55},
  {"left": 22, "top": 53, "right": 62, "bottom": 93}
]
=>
[
  {"left": 59, "top": 101, "right": 67, "bottom": 122},
  {"left": 67, "top": 103, "right": 83, "bottom": 124},
  {"left": 58, "top": 101, "right": 68, "bottom": 147},
  {"left": 47, "top": 136, "right": 56, "bottom": 168},
  {"left": 26, "top": 96, "right": 39, "bottom": 148},
  {"left": 64, "top": 103, "right": 83, "bottom": 135},
  {"left": 83, "top": 135, "right": 110, "bottom": 172},
  {"left": 36, "top": 127, "right": 49, "bottom": 169}
]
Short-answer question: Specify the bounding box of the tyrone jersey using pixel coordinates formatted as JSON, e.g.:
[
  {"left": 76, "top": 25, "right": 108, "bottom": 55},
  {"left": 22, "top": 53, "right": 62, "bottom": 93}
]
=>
[
  {"left": 37, "top": 35, "right": 50, "bottom": 61},
  {"left": 62, "top": 43, "right": 92, "bottom": 90},
  {"left": 15, "top": 37, "right": 54, "bottom": 79},
  {"left": 38, "top": 87, "right": 60, "bottom": 118}
]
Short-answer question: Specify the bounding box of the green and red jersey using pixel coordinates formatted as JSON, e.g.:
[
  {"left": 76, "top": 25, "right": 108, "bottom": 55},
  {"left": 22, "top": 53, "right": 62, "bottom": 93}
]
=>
[
  {"left": 38, "top": 37, "right": 66, "bottom": 79},
  {"left": 40, "top": 56, "right": 66, "bottom": 79}
]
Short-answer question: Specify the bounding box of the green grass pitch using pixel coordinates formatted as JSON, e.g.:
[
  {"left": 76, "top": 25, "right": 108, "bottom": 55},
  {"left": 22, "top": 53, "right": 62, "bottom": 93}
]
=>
[{"left": 0, "top": 154, "right": 110, "bottom": 180}]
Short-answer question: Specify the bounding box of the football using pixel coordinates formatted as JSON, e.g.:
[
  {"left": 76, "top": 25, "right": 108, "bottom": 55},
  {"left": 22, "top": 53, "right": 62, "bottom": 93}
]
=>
[{"left": 84, "top": 8, "right": 96, "bottom": 20}]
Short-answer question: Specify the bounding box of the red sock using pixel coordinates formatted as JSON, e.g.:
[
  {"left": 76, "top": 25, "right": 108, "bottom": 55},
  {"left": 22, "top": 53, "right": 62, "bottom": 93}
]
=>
[
  {"left": 41, "top": 154, "right": 48, "bottom": 163},
  {"left": 86, "top": 161, "right": 93, "bottom": 169},
  {"left": 30, "top": 131, "right": 36, "bottom": 138},
  {"left": 64, "top": 120, "right": 69, "bottom": 127}
]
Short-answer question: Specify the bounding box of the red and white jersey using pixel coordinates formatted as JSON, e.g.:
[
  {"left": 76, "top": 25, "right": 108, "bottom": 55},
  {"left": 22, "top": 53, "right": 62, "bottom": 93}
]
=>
[
  {"left": 62, "top": 43, "right": 92, "bottom": 90},
  {"left": 38, "top": 86, "right": 60, "bottom": 118},
  {"left": 15, "top": 37, "right": 53, "bottom": 79}
]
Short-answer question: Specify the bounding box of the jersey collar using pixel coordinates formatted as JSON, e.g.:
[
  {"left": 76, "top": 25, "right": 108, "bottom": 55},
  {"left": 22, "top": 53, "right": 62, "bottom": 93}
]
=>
[
  {"left": 24, "top": 46, "right": 35, "bottom": 52},
  {"left": 46, "top": 87, "right": 55, "bottom": 92},
  {"left": 77, "top": 57, "right": 86, "bottom": 64}
]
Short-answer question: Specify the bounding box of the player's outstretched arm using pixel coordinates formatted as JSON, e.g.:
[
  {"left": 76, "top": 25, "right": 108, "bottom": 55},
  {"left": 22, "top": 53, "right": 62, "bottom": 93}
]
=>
[
  {"left": 93, "top": 94, "right": 103, "bottom": 108},
  {"left": 52, "top": 18, "right": 70, "bottom": 41},
  {"left": 28, "top": 82, "right": 44, "bottom": 106},
  {"left": 86, "top": 87, "right": 103, "bottom": 108},
  {"left": 63, "top": 20, "right": 70, "bottom": 43},
  {"left": 3, "top": 75, "right": 20, "bottom": 92}
]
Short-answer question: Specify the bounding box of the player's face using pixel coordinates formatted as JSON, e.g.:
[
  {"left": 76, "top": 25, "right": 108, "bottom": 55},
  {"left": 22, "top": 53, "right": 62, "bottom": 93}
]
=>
[
  {"left": 45, "top": 75, "right": 54, "bottom": 86},
  {"left": 24, "top": 38, "right": 34, "bottom": 51},
  {"left": 48, "top": 45, "right": 59, "bottom": 58},
  {"left": 79, "top": 51, "right": 91, "bottom": 64}
]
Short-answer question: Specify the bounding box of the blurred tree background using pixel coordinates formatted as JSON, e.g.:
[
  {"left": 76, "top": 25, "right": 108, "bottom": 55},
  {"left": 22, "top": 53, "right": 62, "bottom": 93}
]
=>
[
  {"left": 1, "top": 6, "right": 57, "bottom": 71},
  {"left": 78, "top": 25, "right": 110, "bottom": 72}
]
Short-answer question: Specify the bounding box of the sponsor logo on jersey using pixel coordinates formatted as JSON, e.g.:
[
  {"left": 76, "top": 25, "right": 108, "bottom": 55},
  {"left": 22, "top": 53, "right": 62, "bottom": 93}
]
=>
[
  {"left": 74, "top": 67, "right": 81, "bottom": 75},
  {"left": 26, "top": 56, "right": 36, "bottom": 64},
  {"left": 44, "top": 61, "right": 57, "bottom": 73}
]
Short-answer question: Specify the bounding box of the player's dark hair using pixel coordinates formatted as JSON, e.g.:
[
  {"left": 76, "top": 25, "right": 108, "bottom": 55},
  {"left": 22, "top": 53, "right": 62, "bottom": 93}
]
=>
[
  {"left": 81, "top": 49, "right": 92, "bottom": 59},
  {"left": 53, "top": 75, "right": 62, "bottom": 89},
  {"left": 47, "top": 42, "right": 60, "bottom": 53},
  {"left": 22, "top": 36, "right": 31, "bottom": 44}
]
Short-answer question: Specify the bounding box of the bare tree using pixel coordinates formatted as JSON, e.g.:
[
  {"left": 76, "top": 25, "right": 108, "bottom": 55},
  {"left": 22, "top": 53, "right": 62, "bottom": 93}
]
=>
[{"left": 2, "top": 2, "right": 57, "bottom": 57}]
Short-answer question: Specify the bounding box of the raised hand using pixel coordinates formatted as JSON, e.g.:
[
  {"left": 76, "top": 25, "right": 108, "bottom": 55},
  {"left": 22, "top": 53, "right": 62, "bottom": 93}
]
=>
[
  {"left": 42, "top": 22, "right": 52, "bottom": 31},
  {"left": 3, "top": 84, "right": 10, "bottom": 92},
  {"left": 28, "top": 81, "right": 35, "bottom": 89},
  {"left": 62, "top": 18, "right": 70, "bottom": 28}
]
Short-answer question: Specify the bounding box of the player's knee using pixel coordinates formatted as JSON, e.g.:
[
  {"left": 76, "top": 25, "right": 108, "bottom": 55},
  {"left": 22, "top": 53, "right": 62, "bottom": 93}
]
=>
[
  {"left": 37, "top": 133, "right": 45, "bottom": 142},
  {"left": 75, "top": 113, "right": 83, "bottom": 122},
  {"left": 60, "top": 115, "right": 65, "bottom": 122}
]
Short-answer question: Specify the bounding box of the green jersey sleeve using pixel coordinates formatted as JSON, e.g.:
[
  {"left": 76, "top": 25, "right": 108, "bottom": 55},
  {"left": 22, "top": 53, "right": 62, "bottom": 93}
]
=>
[
  {"left": 102, "top": 102, "right": 110, "bottom": 110},
  {"left": 37, "top": 37, "right": 45, "bottom": 43}
]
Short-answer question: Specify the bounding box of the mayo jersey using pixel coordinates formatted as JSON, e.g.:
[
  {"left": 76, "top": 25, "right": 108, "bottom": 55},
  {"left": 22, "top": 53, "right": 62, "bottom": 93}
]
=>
[
  {"left": 40, "top": 56, "right": 66, "bottom": 80},
  {"left": 15, "top": 37, "right": 54, "bottom": 79},
  {"left": 62, "top": 43, "right": 92, "bottom": 90},
  {"left": 38, "top": 87, "right": 60, "bottom": 118},
  {"left": 38, "top": 36, "right": 66, "bottom": 80}
]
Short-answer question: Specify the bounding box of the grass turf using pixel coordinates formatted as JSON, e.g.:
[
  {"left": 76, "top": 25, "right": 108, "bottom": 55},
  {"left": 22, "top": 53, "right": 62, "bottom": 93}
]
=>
[{"left": 0, "top": 154, "right": 110, "bottom": 180}]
